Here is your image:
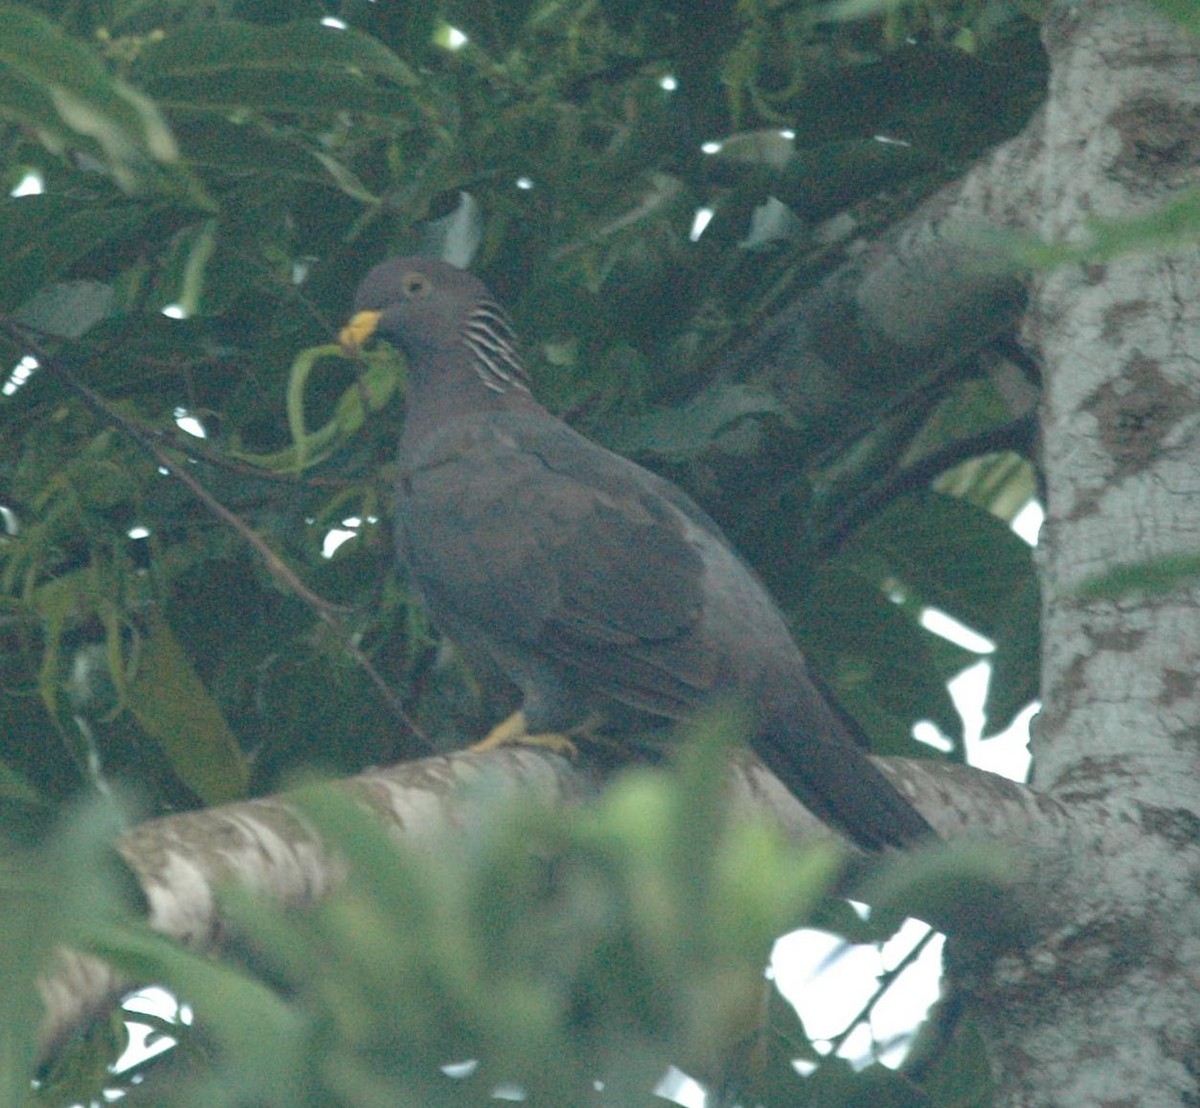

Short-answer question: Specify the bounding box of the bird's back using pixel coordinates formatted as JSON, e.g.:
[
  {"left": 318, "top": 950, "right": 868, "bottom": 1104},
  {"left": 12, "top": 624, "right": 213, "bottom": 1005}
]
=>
[{"left": 398, "top": 408, "right": 862, "bottom": 749}]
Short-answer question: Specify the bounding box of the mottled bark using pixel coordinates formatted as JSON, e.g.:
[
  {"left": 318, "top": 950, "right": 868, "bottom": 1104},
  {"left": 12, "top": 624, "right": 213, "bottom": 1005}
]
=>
[{"left": 961, "top": 1, "right": 1200, "bottom": 1103}]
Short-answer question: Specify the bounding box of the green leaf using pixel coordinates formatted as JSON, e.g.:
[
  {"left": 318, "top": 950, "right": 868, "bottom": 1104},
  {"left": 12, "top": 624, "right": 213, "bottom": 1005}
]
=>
[
  {"left": 13, "top": 279, "right": 115, "bottom": 338},
  {"left": 849, "top": 493, "right": 1015, "bottom": 637},
  {"left": 912, "top": 1014, "right": 995, "bottom": 1106},
  {"left": 1079, "top": 552, "right": 1200, "bottom": 600},
  {"left": 91, "top": 919, "right": 308, "bottom": 1102},
  {"left": 125, "top": 613, "right": 250, "bottom": 804},
  {"left": 0, "top": 758, "right": 42, "bottom": 807},
  {"left": 798, "top": 563, "right": 963, "bottom": 754},
  {"left": 29, "top": 572, "right": 88, "bottom": 742},
  {"left": 134, "top": 19, "right": 418, "bottom": 118},
  {"left": 934, "top": 450, "right": 1038, "bottom": 526},
  {"left": 0, "top": 195, "right": 153, "bottom": 314},
  {"left": 1146, "top": 0, "right": 1200, "bottom": 34},
  {"left": 230, "top": 343, "right": 402, "bottom": 472},
  {"left": 849, "top": 491, "right": 1037, "bottom": 640},
  {"left": 847, "top": 491, "right": 1040, "bottom": 736},
  {"left": 0, "top": 5, "right": 178, "bottom": 189},
  {"left": 984, "top": 574, "right": 1040, "bottom": 735},
  {"left": 820, "top": 0, "right": 913, "bottom": 22},
  {"left": 1004, "top": 186, "right": 1200, "bottom": 268},
  {"left": 0, "top": 794, "right": 133, "bottom": 1105},
  {"left": 773, "top": 138, "right": 940, "bottom": 219}
]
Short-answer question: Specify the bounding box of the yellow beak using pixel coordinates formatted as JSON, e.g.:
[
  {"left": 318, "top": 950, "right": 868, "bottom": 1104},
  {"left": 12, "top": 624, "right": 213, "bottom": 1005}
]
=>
[{"left": 339, "top": 309, "right": 382, "bottom": 353}]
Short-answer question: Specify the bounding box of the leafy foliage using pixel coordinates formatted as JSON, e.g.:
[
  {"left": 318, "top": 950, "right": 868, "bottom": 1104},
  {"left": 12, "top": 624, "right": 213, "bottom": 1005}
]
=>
[
  {"left": 29, "top": 720, "right": 1001, "bottom": 1106},
  {"left": 0, "top": 0, "right": 1045, "bottom": 815},
  {"left": 0, "top": 0, "right": 1051, "bottom": 1099}
]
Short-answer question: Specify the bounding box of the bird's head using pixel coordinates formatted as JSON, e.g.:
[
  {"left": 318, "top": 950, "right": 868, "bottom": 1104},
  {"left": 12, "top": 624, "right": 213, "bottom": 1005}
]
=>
[{"left": 340, "top": 256, "right": 530, "bottom": 394}]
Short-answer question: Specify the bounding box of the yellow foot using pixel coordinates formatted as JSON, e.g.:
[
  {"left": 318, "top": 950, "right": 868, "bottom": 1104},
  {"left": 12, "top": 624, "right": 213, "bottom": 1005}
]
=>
[{"left": 469, "top": 709, "right": 579, "bottom": 757}]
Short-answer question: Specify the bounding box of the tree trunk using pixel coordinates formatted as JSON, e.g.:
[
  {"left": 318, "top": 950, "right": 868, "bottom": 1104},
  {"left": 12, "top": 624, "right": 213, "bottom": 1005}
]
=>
[{"left": 960, "top": 1, "right": 1200, "bottom": 1103}]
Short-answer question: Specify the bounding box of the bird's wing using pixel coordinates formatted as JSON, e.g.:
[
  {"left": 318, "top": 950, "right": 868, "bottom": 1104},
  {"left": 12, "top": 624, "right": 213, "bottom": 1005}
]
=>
[{"left": 397, "top": 414, "right": 720, "bottom": 718}]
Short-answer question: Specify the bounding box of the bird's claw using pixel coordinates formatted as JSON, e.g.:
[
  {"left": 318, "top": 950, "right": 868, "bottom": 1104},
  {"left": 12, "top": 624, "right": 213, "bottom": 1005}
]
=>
[{"left": 469, "top": 709, "right": 579, "bottom": 758}]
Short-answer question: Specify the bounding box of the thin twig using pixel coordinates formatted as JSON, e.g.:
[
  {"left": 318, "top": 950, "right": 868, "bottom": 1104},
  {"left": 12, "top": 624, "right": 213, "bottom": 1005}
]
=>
[
  {"left": 7, "top": 325, "right": 430, "bottom": 749},
  {"left": 825, "top": 925, "right": 940, "bottom": 1059}
]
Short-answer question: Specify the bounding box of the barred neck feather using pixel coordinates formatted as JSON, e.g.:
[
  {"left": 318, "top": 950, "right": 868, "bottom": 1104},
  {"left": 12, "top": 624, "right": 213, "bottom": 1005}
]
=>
[{"left": 461, "top": 299, "right": 531, "bottom": 394}]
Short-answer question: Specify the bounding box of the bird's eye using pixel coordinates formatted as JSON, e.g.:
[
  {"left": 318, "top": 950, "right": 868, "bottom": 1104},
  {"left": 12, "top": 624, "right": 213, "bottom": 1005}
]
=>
[{"left": 402, "top": 272, "right": 431, "bottom": 298}]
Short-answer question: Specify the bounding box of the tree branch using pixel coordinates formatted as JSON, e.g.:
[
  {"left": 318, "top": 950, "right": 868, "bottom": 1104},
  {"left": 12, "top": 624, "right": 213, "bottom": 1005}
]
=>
[{"left": 36, "top": 743, "right": 1059, "bottom": 1067}]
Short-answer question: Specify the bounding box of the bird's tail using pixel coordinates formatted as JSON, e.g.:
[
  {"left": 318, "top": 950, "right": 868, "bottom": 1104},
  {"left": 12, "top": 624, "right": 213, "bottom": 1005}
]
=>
[{"left": 751, "top": 720, "right": 934, "bottom": 851}]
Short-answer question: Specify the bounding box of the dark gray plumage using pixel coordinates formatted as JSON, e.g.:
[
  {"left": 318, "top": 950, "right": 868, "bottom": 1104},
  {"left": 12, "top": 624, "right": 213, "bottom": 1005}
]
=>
[{"left": 342, "top": 256, "right": 933, "bottom": 850}]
